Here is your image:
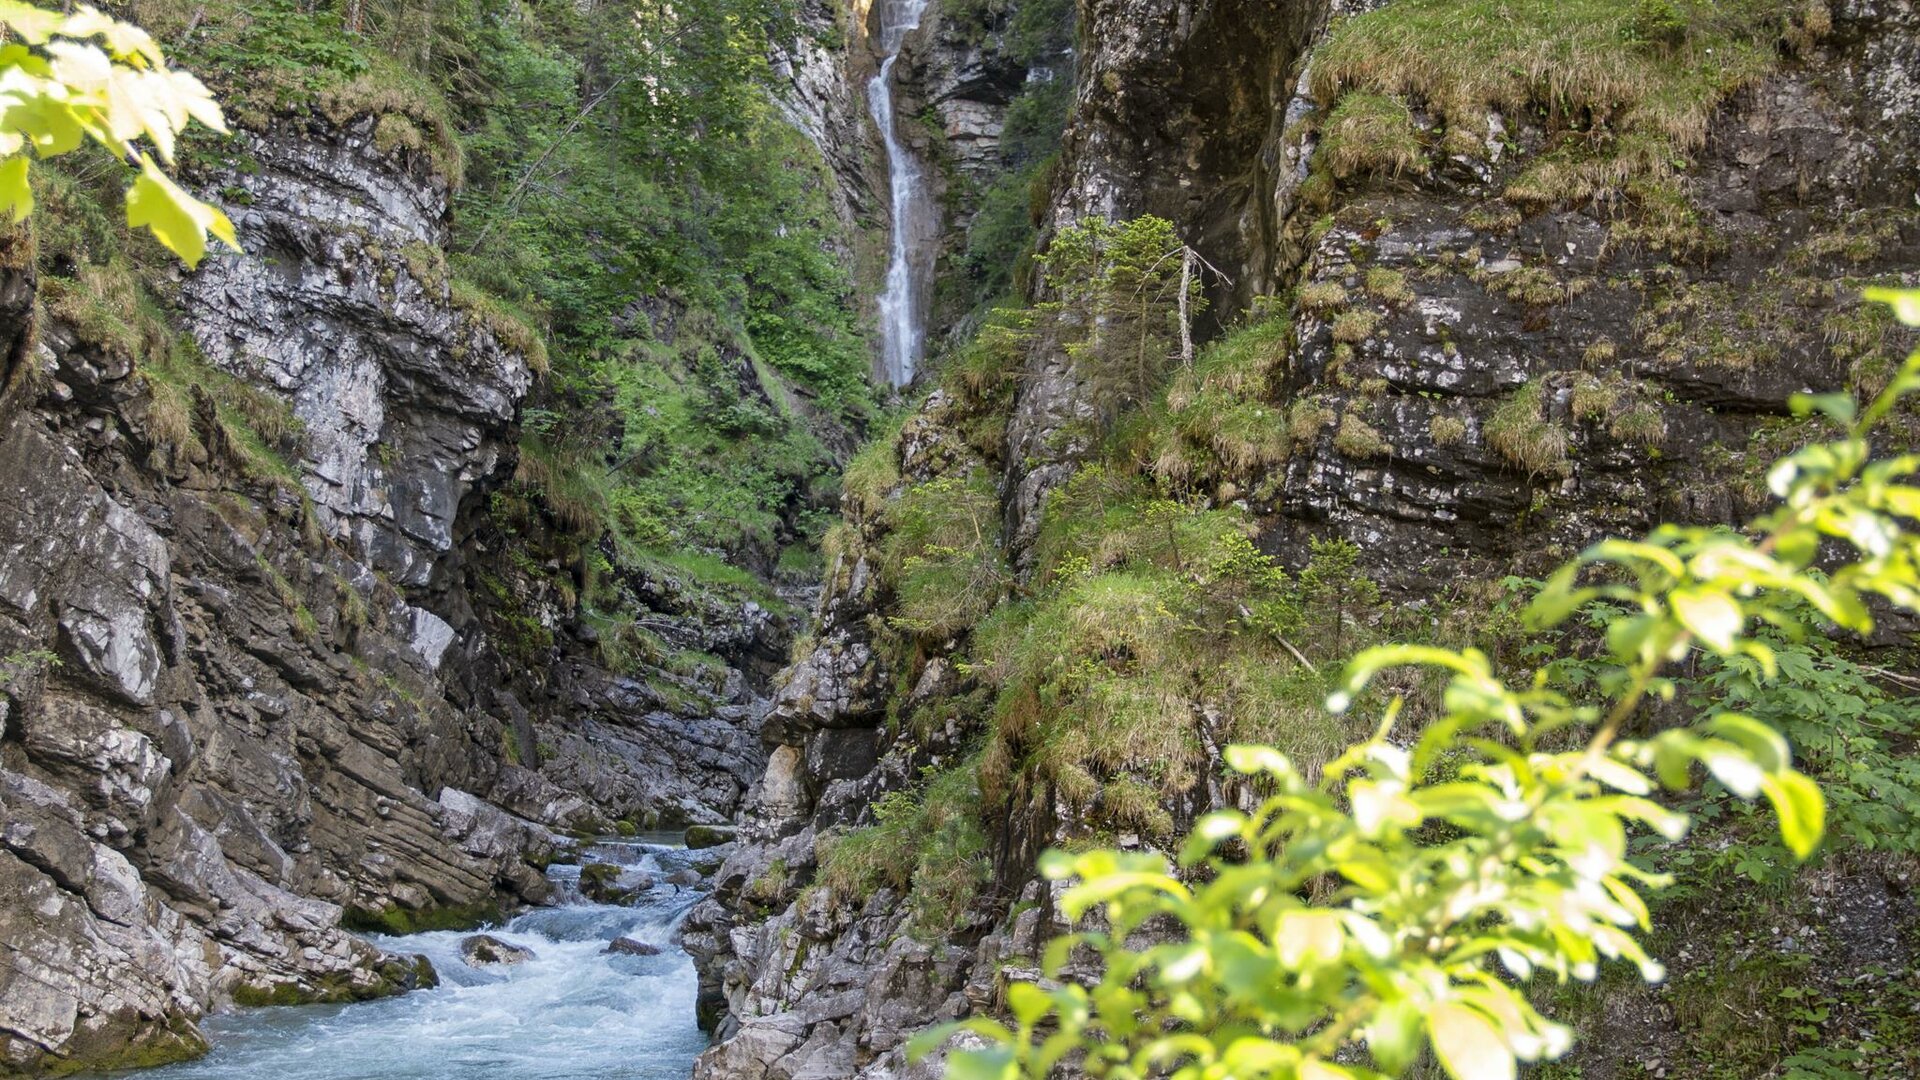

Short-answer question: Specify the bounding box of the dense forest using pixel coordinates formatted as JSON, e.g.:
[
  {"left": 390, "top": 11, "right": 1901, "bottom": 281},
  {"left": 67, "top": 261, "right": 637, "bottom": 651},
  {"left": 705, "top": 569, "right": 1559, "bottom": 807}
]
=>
[{"left": 0, "top": 2, "right": 1916, "bottom": 1080}]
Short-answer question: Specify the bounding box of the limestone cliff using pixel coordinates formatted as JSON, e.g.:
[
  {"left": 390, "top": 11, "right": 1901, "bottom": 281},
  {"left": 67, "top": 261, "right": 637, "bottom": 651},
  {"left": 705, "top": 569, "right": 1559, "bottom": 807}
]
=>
[{"left": 0, "top": 108, "right": 773, "bottom": 1073}]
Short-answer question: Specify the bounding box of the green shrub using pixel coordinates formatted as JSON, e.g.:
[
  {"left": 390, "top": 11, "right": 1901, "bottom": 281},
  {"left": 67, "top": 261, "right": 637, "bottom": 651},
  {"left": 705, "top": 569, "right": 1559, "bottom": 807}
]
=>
[
  {"left": 878, "top": 472, "right": 1009, "bottom": 641},
  {"left": 817, "top": 761, "right": 991, "bottom": 934}
]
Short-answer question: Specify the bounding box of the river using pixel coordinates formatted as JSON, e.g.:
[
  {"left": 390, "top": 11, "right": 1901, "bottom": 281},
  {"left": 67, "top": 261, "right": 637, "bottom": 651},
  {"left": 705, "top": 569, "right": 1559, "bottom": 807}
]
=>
[{"left": 89, "top": 840, "right": 711, "bottom": 1080}]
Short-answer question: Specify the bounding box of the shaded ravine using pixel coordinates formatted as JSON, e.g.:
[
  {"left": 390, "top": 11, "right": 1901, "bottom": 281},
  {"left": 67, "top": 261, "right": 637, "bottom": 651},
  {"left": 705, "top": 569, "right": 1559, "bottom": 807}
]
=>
[{"left": 84, "top": 841, "right": 715, "bottom": 1080}]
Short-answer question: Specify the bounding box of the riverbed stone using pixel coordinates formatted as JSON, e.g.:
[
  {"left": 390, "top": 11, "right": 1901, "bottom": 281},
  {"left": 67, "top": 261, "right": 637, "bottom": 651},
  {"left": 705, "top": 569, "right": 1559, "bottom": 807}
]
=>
[
  {"left": 459, "top": 935, "right": 536, "bottom": 967},
  {"left": 604, "top": 937, "right": 662, "bottom": 957}
]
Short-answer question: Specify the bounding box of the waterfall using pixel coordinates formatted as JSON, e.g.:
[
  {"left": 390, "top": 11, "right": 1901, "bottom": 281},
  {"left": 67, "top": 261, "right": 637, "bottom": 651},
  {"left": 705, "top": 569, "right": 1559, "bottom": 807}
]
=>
[{"left": 869, "top": 0, "right": 934, "bottom": 387}]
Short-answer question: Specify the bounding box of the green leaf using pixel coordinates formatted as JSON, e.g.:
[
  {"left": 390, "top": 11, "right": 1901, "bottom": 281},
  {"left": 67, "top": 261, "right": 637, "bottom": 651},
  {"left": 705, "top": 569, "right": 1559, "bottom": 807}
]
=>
[
  {"left": 124, "top": 155, "right": 238, "bottom": 268},
  {"left": 1788, "top": 391, "right": 1857, "bottom": 425},
  {"left": 1704, "top": 713, "right": 1790, "bottom": 773},
  {"left": 1006, "top": 982, "right": 1054, "bottom": 1027},
  {"left": 1224, "top": 743, "right": 1294, "bottom": 777},
  {"left": 1524, "top": 563, "right": 1593, "bottom": 630},
  {"left": 906, "top": 1023, "right": 964, "bottom": 1061},
  {"left": 0, "top": 90, "right": 84, "bottom": 156},
  {"left": 0, "top": 154, "right": 29, "bottom": 223},
  {"left": 1429, "top": 1002, "right": 1515, "bottom": 1080},
  {"left": 1671, "top": 587, "right": 1742, "bottom": 653},
  {"left": 946, "top": 1047, "right": 1017, "bottom": 1080},
  {"left": 1762, "top": 769, "right": 1827, "bottom": 860},
  {"left": 1865, "top": 286, "right": 1920, "bottom": 327},
  {"left": 1704, "top": 749, "right": 1765, "bottom": 799},
  {"left": 1588, "top": 757, "right": 1652, "bottom": 796},
  {"left": 1366, "top": 997, "right": 1423, "bottom": 1073}
]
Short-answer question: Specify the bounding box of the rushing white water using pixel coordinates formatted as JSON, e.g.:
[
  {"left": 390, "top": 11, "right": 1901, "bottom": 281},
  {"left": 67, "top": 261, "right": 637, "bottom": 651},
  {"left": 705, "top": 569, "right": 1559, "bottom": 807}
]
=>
[
  {"left": 94, "top": 841, "right": 711, "bottom": 1080},
  {"left": 869, "top": 0, "right": 935, "bottom": 386}
]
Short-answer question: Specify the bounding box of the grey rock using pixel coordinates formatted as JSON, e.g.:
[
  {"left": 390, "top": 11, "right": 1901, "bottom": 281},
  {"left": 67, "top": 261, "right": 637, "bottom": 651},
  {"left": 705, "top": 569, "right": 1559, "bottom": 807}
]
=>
[
  {"left": 459, "top": 934, "right": 535, "bottom": 967},
  {"left": 685, "top": 824, "right": 739, "bottom": 849},
  {"left": 604, "top": 937, "right": 662, "bottom": 957}
]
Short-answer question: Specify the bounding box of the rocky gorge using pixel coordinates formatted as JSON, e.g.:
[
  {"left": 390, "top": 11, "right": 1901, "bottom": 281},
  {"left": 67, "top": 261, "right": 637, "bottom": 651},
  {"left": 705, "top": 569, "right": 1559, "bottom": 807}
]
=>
[
  {"left": 1, "top": 0, "right": 1918, "bottom": 1078},
  {"left": 689, "top": 1, "right": 1920, "bottom": 1078}
]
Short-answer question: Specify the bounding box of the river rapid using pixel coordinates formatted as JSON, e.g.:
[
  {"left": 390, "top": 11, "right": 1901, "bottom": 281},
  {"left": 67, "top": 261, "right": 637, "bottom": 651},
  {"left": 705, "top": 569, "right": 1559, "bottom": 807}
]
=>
[{"left": 91, "top": 839, "right": 713, "bottom": 1080}]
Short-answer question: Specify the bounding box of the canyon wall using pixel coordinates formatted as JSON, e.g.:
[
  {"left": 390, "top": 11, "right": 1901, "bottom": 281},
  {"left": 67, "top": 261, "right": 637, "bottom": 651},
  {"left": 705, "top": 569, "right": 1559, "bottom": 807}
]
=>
[
  {"left": 0, "top": 109, "right": 782, "bottom": 1074},
  {"left": 690, "top": 1, "right": 1920, "bottom": 1077}
]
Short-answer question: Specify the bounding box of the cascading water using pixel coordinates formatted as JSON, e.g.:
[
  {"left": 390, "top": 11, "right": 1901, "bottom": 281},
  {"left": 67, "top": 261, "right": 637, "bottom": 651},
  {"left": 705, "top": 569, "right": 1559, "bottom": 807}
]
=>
[
  {"left": 87, "top": 839, "right": 712, "bottom": 1080},
  {"left": 869, "top": 0, "right": 935, "bottom": 386}
]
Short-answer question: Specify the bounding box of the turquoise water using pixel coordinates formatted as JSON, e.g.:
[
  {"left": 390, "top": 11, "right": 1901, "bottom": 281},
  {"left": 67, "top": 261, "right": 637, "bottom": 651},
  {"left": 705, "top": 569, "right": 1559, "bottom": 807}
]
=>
[{"left": 103, "top": 842, "right": 710, "bottom": 1080}]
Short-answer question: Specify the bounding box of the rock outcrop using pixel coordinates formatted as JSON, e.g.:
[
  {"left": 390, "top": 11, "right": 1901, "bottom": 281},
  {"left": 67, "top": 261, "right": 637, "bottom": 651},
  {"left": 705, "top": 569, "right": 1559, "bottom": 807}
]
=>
[
  {"left": 0, "top": 115, "right": 553, "bottom": 1073},
  {"left": 0, "top": 105, "right": 780, "bottom": 1072},
  {"left": 459, "top": 934, "right": 535, "bottom": 967}
]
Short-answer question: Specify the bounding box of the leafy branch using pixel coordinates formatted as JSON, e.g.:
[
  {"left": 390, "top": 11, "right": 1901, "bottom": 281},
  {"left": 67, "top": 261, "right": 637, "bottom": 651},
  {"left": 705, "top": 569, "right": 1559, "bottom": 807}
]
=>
[{"left": 0, "top": 2, "right": 236, "bottom": 265}]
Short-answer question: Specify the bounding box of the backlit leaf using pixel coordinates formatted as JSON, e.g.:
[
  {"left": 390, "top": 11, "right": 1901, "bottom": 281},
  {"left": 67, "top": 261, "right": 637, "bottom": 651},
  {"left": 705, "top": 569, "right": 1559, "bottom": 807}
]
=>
[
  {"left": 1429, "top": 1002, "right": 1515, "bottom": 1080},
  {"left": 1761, "top": 769, "right": 1826, "bottom": 860},
  {"left": 1671, "top": 587, "right": 1741, "bottom": 653},
  {"left": 0, "top": 153, "right": 29, "bottom": 221}
]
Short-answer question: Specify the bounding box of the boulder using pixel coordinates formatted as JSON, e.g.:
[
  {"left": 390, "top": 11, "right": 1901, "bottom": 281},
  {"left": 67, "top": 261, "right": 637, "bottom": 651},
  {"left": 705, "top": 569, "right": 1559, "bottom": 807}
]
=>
[
  {"left": 603, "top": 937, "right": 661, "bottom": 957},
  {"left": 685, "top": 823, "right": 738, "bottom": 849},
  {"left": 459, "top": 934, "right": 535, "bottom": 967},
  {"left": 578, "top": 861, "right": 653, "bottom": 905}
]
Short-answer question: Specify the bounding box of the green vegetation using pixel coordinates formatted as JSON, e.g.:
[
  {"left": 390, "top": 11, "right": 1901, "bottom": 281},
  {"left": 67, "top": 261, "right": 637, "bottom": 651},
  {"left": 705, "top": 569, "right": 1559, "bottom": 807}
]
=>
[
  {"left": 1333, "top": 412, "right": 1390, "bottom": 459},
  {"left": 927, "top": 287, "right": 1920, "bottom": 1080},
  {"left": 140, "top": 0, "right": 464, "bottom": 181},
  {"left": 816, "top": 761, "right": 991, "bottom": 935},
  {"left": 951, "top": 0, "right": 1076, "bottom": 308},
  {"left": 1320, "top": 92, "right": 1424, "bottom": 180},
  {"left": 1485, "top": 380, "right": 1570, "bottom": 478},
  {"left": 1309, "top": 0, "right": 1827, "bottom": 243},
  {"left": 1038, "top": 216, "right": 1200, "bottom": 420},
  {"left": 31, "top": 159, "right": 308, "bottom": 486},
  {"left": 1428, "top": 414, "right": 1468, "bottom": 446},
  {"left": 435, "top": 0, "right": 872, "bottom": 587},
  {"left": 125, "top": 0, "right": 873, "bottom": 609},
  {"left": 878, "top": 472, "right": 1009, "bottom": 641},
  {"left": 0, "top": 3, "right": 236, "bottom": 266},
  {"left": 1157, "top": 312, "right": 1292, "bottom": 488},
  {"left": 1331, "top": 308, "right": 1382, "bottom": 345}
]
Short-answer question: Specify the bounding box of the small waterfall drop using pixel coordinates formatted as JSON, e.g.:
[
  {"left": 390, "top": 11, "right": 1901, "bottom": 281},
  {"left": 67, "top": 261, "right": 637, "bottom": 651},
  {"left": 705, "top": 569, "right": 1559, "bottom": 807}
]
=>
[{"left": 869, "top": 0, "right": 935, "bottom": 386}]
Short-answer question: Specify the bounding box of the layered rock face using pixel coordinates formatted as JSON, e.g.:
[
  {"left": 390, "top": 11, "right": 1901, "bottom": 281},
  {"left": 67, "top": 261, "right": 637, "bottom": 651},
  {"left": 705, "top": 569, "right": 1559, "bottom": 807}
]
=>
[
  {"left": 0, "top": 112, "right": 768, "bottom": 1072},
  {"left": 0, "top": 119, "right": 547, "bottom": 1074},
  {"left": 690, "top": 2, "right": 1920, "bottom": 1077}
]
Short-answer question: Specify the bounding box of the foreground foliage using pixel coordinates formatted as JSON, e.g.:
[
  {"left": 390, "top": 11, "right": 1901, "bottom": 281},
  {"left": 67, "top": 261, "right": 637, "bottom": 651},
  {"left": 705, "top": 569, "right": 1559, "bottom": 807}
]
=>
[
  {"left": 919, "top": 287, "right": 1920, "bottom": 1079},
  {"left": 0, "top": 2, "right": 235, "bottom": 265}
]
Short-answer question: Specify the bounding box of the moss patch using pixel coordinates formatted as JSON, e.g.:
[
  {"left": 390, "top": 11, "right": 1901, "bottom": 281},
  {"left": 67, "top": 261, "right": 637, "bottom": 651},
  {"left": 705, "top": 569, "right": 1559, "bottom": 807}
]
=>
[{"left": 341, "top": 899, "right": 503, "bottom": 936}]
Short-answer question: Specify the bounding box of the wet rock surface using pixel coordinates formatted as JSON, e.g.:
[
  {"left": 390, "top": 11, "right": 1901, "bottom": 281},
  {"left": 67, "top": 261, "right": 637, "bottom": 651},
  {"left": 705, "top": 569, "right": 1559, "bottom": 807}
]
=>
[
  {"left": 458, "top": 935, "right": 535, "bottom": 967},
  {"left": 603, "top": 937, "right": 662, "bottom": 957}
]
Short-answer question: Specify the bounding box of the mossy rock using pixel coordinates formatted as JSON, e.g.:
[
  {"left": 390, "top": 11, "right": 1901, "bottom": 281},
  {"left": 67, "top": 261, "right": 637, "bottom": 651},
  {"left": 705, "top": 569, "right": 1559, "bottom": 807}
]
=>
[
  {"left": 16, "top": 1013, "right": 209, "bottom": 1077},
  {"left": 229, "top": 953, "right": 436, "bottom": 1011},
  {"left": 684, "top": 823, "right": 737, "bottom": 849},
  {"left": 341, "top": 898, "right": 503, "bottom": 936}
]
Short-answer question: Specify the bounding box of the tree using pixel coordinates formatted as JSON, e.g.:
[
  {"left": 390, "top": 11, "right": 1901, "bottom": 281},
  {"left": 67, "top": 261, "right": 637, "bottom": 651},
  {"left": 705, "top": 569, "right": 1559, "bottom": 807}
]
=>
[
  {"left": 1040, "top": 216, "right": 1203, "bottom": 423},
  {"left": 0, "top": 2, "right": 235, "bottom": 266},
  {"left": 915, "top": 285, "right": 1920, "bottom": 1080}
]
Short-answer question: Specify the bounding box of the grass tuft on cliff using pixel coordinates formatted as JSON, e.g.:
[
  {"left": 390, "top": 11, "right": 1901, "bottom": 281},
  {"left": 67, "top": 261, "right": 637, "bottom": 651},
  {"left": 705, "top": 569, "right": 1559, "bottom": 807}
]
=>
[{"left": 1311, "top": 0, "right": 1827, "bottom": 207}]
